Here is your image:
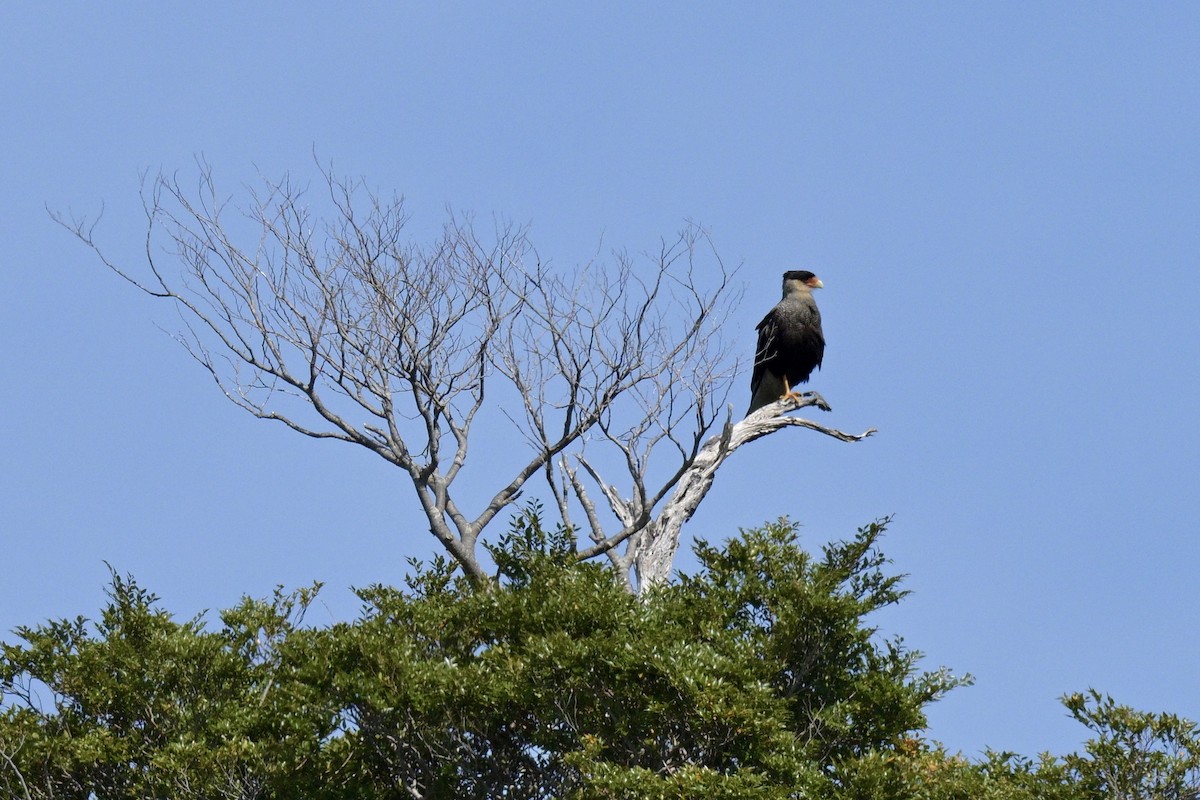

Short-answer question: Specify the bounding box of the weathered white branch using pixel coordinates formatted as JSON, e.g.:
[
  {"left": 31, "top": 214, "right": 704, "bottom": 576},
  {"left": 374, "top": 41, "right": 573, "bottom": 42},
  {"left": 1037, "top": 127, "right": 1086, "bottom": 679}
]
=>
[{"left": 632, "top": 392, "right": 876, "bottom": 590}]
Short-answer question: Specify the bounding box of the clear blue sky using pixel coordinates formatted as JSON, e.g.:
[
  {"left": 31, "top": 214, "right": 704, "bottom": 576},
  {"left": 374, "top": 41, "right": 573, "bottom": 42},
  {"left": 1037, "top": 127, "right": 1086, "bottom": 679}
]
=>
[{"left": 3, "top": 3, "right": 1198, "bottom": 759}]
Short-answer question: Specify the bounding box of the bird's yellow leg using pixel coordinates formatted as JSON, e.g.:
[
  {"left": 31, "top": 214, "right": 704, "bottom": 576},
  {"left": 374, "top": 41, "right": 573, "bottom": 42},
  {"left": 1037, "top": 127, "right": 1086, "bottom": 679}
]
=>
[{"left": 781, "top": 376, "right": 805, "bottom": 403}]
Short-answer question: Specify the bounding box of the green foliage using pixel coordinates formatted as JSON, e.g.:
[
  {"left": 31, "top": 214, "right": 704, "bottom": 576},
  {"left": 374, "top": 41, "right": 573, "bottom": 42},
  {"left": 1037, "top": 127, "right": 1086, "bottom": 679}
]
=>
[
  {"left": 315, "top": 516, "right": 958, "bottom": 797},
  {"left": 0, "top": 568, "right": 338, "bottom": 798},
  {"left": 831, "top": 740, "right": 1084, "bottom": 800},
  {"left": 1, "top": 517, "right": 1196, "bottom": 799},
  {"left": 486, "top": 500, "right": 577, "bottom": 588},
  {"left": 677, "top": 517, "right": 970, "bottom": 766},
  {"left": 1063, "top": 689, "right": 1200, "bottom": 799}
]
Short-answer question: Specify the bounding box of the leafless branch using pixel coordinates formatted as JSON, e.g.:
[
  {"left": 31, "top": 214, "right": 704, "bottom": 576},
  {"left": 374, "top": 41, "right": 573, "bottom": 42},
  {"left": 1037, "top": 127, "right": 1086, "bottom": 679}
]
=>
[{"left": 629, "top": 392, "right": 875, "bottom": 587}]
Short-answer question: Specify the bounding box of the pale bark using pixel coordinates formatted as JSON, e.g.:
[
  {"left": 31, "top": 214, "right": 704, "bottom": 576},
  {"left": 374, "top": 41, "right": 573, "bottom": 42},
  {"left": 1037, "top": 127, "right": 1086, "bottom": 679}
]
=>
[{"left": 578, "top": 391, "right": 875, "bottom": 590}]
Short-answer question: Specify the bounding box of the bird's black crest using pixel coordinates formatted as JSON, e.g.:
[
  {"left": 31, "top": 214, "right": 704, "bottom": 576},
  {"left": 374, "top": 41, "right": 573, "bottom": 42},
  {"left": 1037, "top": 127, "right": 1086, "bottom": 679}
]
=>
[{"left": 783, "top": 270, "right": 816, "bottom": 282}]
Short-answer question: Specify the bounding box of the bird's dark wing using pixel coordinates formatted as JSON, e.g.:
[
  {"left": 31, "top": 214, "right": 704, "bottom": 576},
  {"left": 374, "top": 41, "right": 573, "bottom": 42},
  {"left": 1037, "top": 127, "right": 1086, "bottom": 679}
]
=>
[
  {"left": 749, "top": 309, "right": 780, "bottom": 395},
  {"left": 812, "top": 324, "right": 825, "bottom": 371}
]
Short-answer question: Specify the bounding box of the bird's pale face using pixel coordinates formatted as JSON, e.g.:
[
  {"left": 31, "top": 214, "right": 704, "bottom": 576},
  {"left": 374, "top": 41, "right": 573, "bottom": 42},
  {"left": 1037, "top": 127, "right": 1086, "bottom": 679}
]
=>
[{"left": 782, "top": 271, "right": 823, "bottom": 295}]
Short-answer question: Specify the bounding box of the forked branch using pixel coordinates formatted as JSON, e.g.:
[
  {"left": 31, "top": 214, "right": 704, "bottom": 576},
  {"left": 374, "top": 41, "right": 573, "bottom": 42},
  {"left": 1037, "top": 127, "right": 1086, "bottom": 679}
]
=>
[{"left": 571, "top": 391, "right": 875, "bottom": 589}]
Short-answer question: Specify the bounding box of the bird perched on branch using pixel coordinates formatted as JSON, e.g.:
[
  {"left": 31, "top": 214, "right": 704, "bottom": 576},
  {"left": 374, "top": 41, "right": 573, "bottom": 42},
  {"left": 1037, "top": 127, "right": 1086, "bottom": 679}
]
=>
[{"left": 747, "top": 270, "right": 825, "bottom": 415}]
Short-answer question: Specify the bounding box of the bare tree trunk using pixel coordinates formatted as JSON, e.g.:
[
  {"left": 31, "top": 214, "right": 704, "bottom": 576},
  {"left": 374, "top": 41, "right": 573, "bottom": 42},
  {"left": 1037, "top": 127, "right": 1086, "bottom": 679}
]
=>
[{"left": 630, "top": 392, "right": 874, "bottom": 589}]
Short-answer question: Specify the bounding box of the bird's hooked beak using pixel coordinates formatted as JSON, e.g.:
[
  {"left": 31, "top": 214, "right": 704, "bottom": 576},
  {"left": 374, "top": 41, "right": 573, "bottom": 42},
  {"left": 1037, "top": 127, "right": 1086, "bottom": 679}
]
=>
[{"left": 808, "top": 277, "right": 824, "bottom": 290}]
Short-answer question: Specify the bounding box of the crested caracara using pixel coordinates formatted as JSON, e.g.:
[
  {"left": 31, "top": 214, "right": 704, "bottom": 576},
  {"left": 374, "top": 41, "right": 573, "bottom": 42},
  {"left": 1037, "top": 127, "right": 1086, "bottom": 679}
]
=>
[{"left": 747, "top": 270, "right": 825, "bottom": 415}]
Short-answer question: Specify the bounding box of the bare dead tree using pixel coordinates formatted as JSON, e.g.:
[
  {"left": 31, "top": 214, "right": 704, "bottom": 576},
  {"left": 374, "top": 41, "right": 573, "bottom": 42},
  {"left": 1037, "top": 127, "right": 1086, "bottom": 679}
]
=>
[{"left": 56, "top": 162, "right": 872, "bottom": 591}]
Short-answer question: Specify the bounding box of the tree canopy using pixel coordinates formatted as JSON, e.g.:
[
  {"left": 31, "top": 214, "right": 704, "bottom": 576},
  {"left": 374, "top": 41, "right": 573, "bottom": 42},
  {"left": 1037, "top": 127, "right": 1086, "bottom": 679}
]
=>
[{"left": 4, "top": 514, "right": 1196, "bottom": 799}]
